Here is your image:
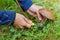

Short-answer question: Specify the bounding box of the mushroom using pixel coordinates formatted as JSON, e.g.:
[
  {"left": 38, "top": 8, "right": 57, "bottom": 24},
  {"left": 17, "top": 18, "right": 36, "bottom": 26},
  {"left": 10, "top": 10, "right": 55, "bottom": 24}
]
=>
[{"left": 39, "top": 9, "right": 55, "bottom": 20}]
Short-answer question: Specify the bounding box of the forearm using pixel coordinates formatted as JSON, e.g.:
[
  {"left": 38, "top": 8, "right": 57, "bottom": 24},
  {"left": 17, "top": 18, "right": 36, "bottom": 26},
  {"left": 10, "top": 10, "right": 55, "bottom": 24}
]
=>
[
  {"left": 15, "top": 0, "right": 33, "bottom": 11},
  {"left": 0, "top": 10, "right": 16, "bottom": 25}
]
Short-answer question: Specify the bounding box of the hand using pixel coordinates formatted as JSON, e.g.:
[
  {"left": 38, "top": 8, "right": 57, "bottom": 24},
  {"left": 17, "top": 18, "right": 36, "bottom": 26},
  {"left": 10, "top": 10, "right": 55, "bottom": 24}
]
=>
[
  {"left": 27, "top": 4, "right": 55, "bottom": 23},
  {"left": 27, "top": 4, "right": 43, "bottom": 22},
  {"left": 13, "top": 13, "right": 33, "bottom": 28}
]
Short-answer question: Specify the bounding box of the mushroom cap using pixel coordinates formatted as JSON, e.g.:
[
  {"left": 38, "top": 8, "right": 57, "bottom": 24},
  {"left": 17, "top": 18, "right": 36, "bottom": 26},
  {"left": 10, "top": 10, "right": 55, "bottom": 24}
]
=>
[{"left": 39, "top": 9, "right": 55, "bottom": 20}]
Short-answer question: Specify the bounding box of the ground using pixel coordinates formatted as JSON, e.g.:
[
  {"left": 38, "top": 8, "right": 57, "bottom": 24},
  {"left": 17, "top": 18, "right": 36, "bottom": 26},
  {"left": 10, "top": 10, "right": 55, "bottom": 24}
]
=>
[{"left": 0, "top": 0, "right": 60, "bottom": 40}]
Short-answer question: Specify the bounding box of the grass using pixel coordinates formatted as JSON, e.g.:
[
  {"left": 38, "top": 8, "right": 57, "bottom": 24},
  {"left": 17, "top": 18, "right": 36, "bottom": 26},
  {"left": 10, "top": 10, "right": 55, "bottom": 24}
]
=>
[{"left": 0, "top": 0, "right": 60, "bottom": 40}]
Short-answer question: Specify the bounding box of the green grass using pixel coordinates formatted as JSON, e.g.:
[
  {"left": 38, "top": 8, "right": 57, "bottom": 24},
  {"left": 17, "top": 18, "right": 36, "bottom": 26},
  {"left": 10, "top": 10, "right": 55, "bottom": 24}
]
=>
[{"left": 0, "top": 0, "right": 60, "bottom": 40}]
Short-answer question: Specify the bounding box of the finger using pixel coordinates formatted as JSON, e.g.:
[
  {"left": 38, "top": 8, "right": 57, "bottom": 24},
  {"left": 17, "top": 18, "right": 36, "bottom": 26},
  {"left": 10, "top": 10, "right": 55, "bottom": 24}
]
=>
[
  {"left": 18, "top": 24, "right": 23, "bottom": 28},
  {"left": 25, "top": 23, "right": 32, "bottom": 28},
  {"left": 27, "top": 10, "right": 37, "bottom": 17},
  {"left": 13, "top": 21, "right": 23, "bottom": 29},
  {"left": 23, "top": 16, "right": 32, "bottom": 24},
  {"left": 24, "top": 17, "right": 34, "bottom": 28},
  {"left": 24, "top": 18, "right": 35, "bottom": 27},
  {"left": 19, "top": 17, "right": 31, "bottom": 28},
  {"left": 21, "top": 14, "right": 33, "bottom": 25},
  {"left": 21, "top": 20, "right": 31, "bottom": 28},
  {"left": 36, "top": 11, "right": 42, "bottom": 22},
  {"left": 23, "top": 19, "right": 32, "bottom": 28},
  {"left": 15, "top": 25, "right": 23, "bottom": 29}
]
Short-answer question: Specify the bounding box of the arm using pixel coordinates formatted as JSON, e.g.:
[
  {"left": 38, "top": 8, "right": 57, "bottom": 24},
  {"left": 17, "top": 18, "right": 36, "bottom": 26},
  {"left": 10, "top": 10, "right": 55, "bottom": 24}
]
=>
[
  {"left": 0, "top": 10, "right": 33, "bottom": 28},
  {"left": 15, "top": 0, "right": 33, "bottom": 11},
  {"left": 0, "top": 10, "right": 16, "bottom": 25}
]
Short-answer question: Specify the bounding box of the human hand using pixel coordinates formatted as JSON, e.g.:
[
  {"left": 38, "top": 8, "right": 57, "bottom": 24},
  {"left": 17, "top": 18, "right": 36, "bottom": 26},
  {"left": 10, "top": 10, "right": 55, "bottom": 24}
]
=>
[
  {"left": 13, "top": 13, "right": 34, "bottom": 28},
  {"left": 27, "top": 4, "right": 55, "bottom": 23},
  {"left": 27, "top": 4, "right": 43, "bottom": 22}
]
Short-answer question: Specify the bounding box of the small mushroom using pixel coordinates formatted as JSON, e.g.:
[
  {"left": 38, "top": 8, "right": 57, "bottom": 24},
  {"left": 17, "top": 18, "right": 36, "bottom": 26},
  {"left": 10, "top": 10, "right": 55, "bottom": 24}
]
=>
[
  {"left": 39, "top": 9, "right": 55, "bottom": 20},
  {"left": 31, "top": 23, "right": 35, "bottom": 26}
]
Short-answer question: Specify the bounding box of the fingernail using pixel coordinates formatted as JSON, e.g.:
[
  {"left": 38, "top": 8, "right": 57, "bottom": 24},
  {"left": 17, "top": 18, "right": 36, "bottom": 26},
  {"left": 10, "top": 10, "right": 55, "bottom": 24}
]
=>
[
  {"left": 39, "top": 18, "right": 42, "bottom": 22},
  {"left": 30, "top": 21, "right": 32, "bottom": 23},
  {"left": 39, "top": 18, "right": 42, "bottom": 21}
]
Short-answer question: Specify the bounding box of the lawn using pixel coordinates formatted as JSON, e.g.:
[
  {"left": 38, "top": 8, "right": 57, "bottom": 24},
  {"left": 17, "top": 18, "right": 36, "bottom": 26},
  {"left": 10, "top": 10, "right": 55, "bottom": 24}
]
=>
[{"left": 0, "top": 0, "right": 60, "bottom": 40}]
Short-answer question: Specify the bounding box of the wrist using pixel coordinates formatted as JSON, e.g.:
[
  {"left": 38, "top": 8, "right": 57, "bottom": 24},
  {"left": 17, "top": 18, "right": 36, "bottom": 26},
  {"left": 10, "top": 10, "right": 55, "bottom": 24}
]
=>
[{"left": 27, "top": 4, "right": 35, "bottom": 11}]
